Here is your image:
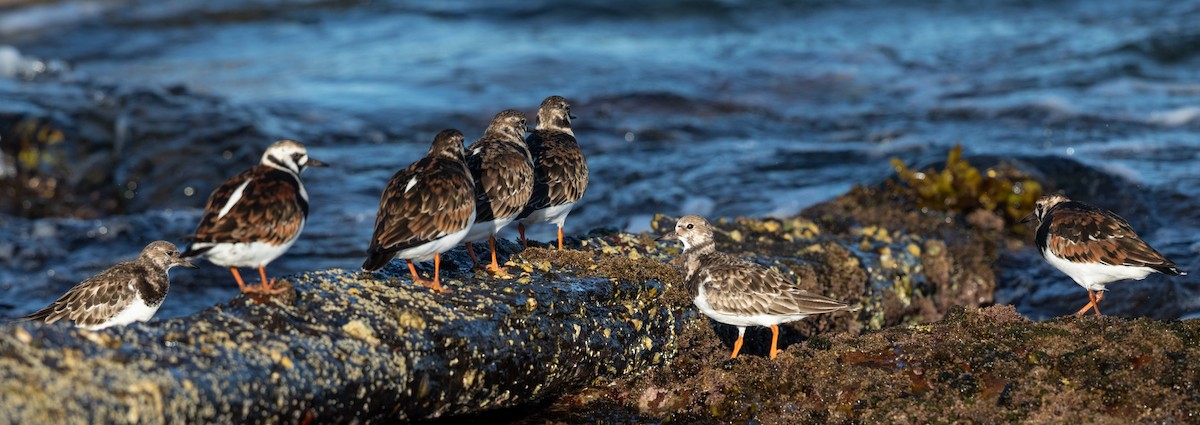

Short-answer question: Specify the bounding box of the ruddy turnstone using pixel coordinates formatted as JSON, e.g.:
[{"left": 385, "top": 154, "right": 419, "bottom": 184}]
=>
[
  {"left": 24, "top": 241, "right": 196, "bottom": 330},
  {"left": 1022, "top": 193, "right": 1187, "bottom": 317},
  {"left": 362, "top": 129, "right": 476, "bottom": 292},
  {"left": 461, "top": 109, "right": 533, "bottom": 276},
  {"left": 657, "top": 215, "right": 857, "bottom": 359},
  {"left": 517, "top": 95, "right": 588, "bottom": 250},
  {"left": 182, "top": 139, "right": 327, "bottom": 295}
]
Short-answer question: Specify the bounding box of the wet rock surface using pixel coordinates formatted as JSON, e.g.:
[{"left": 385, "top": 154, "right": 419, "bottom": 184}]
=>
[
  {"left": 0, "top": 76, "right": 385, "bottom": 219},
  {"left": 0, "top": 172, "right": 1006, "bottom": 423},
  {"left": 558, "top": 305, "right": 1200, "bottom": 424},
  {"left": 1, "top": 168, "right": 1196, "bottom": 423},
  {"left": 0, "top": 244, "right": 679, "bottom": 423},
  {"left": 524, "top": 159, "right": 1198, "bottom": 423}
]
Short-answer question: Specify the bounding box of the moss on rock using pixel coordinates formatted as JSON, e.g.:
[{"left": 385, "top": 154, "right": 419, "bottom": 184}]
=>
[
  {"left": 0, "top": 242, "right": 680, "bottom": 423},
  {"left": 554, "top": 305, "right": 1200, "bottom": 424}
]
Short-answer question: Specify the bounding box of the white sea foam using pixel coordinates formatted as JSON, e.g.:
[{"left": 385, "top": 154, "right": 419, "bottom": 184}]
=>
[{"left": 1148, "top": 107, "right": 1200, "bottom": 126}]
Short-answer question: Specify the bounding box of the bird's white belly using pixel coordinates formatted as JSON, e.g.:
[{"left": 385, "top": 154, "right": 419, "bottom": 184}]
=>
[
  {"left": 397, "top": 217, "right": 475, "bottom": 263},
  {"left": 520, "top": 201, "right": 576, "bottom": 227},
  {"left": 463, "top": 214, "right": 516, "bottom": 243},
  {"left": 693, "top": 285, "right": 810, "bottom": 328},
  {"left": 1043, "top": 249, "right": 1156, "bottom": 291},
  {"left": 200, "top": 238, "right": 299, "bottom": 268},
  {"left": 86, "top": 293, "right": 160, "bottom": 330}
]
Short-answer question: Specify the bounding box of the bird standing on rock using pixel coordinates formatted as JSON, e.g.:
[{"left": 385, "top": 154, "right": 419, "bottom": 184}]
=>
[
  {"left": 24, "top": 241, "right": 196, "bottom": 330},
  {"left": 1022, "top": 193, "right": 1186, "bottom": 317},
  {"left": 460, "top": 110, "right": 534, "bottom": 277},
  {"left": 657, "top": 215, "right": 858, "bottom": 359},
  {"left": 183, "top": 139, "right": 327, "bottom": 295},
  {"left": 363, "top": 129, "right": 476, "bottom": 292},
  {"left": 517, "top": 95, "right": 589, "bottom": 250}
]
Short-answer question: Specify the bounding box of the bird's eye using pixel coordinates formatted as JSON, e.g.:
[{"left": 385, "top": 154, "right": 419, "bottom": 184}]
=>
[
  {"left": 686, "top": 223, "right": 694, "bottom": 229},
  {"left": 168, "top": 250, "right": 177, "bottom": 256}
]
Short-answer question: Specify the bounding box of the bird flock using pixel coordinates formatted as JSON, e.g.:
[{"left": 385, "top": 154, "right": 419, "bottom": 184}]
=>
[{"left": 18, "top": 95, "right": 1189, "bottom": 362}]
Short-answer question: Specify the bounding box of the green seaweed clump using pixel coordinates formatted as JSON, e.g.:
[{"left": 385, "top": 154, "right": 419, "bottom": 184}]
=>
[
  {"left": 1, "top": 116, "right": 71, "bottom": 217},
  {"left": 890, "top": 144, "right": 1041, "bottom": 227}
]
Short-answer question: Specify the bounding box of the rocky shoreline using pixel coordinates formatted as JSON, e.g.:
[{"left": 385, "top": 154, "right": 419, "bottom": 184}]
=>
[
  {"left": 549, "top": 304, "right": 1200, "bottom": 424},
  {"left": 0, "top": 168, "right": 1003, "bottom": 423},
  {"left": 2, "top": 155, "right": 1196, "bottom": 423}
]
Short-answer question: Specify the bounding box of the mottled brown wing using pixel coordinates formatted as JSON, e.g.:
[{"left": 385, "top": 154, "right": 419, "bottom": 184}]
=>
[
  {"left": 1046, "top": 203, "right": 1178, "bottom": 269},
  {"left": 24, "top": 263, "right": 138, "bottom": 327},
  {"left": 188, "top": 168, "right": 252, "bottom": 239},
  {"left": 190, "top": 167, "right": 306, "bottom": 245},
  {"left": 467, "top": 140, "right": 534, "bottom": 223},
  {"left": 700, "top": 255, "right": 851, "bottom": 316},
  {"left": 524, "top": 130, "right": 588, "bottom": 212},
  {"left": 369, "top": 157, "right": 475, "bottom": 253}
]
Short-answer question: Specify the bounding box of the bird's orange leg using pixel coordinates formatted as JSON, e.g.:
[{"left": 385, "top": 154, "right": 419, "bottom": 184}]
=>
[
  {"left": 769, "top": 324, "right": 781, "bottom": 359},
  {"left": 429, "top": 253, "right": 447, "bottom": 293},
  {"left": 1074, "top": 290, "right": 1098, "bottom": 317},
  {"left": 1093, "top": 290, "right": 1104, "bottom": 317},
  {"left": 557, "top": 226, "right": 564, "bottom": 250},
  {"left": 485, "top": 235, "right": 512, "bottom": 278},
  {"left": 518, "top": 223, "right": 529, "bottom": 248},
  {"left": 466, "top": 243, "right": 482, "bottom": 268},
  {"left": 229, "top": 268, "right": 249, "bottom": 292},
  {"left": 407, "top": 260, "right": 430, "bottom": 287},
  {"left": 253, "top": 265, "right": 287, "bottom": 295},
  {"left": 408, "top": 259, "right": 448, "bottom": 293},
  {"left": 730, "top": 328, "right": 746, "bottom": 359}
]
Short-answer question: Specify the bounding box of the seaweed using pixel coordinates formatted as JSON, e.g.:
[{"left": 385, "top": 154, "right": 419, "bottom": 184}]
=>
[{"left": 889, "top": 144, "right": 1042, "bottom": 229}]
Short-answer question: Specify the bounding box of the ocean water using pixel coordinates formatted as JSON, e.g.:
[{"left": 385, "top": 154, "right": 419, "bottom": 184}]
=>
[{"left": 1, "top": 0, "right": 1198, "bottom": 321}]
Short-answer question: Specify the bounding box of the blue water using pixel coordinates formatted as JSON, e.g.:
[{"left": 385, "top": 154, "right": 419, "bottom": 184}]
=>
[{"left": 1, "top": 0, "right": 1198, "bottom": 321}]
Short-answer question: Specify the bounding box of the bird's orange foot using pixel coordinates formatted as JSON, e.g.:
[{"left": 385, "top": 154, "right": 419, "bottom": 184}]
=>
[
  {"left": 421, "top": 280, "right": 452, "bottom": 293},
  {"left": 243, "top": 279, "right": 289, "bottom": 295},
  {"left": 485, "top": 263, "right": 514, "bottom": 279}
]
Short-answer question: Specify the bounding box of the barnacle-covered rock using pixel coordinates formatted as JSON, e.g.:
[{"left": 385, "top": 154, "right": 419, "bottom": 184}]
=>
[
  {"left": 0, "top": 245, "right": 683, "bottom": 423},
  {"left": 567, "top": 305, "right": 1200, "bottom": 424}
]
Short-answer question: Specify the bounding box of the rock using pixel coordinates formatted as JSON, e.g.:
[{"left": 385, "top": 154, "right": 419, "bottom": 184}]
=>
[
  {"left": 0, "top": 76, "right": 389, "bottom": 219},
  {"left": 3, "top": 151, "right": 1191, "bottom": 422},
  {"left": 0, "top": 165, "right": 1008, "bottom": 423},
  {"left": 0, "top": 185, "right": 994, "bottom": 423},
  {"left": 568, "top": 305, "right": 1200, "bottom": 424},
  {"left": 0, "top": 245, "right": 682, "bottom": 423},
  {"left": 539, "top": 154, "right": 1200, "bottom": 423}
]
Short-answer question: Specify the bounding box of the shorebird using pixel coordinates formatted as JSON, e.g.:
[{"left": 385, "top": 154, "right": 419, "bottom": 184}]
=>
[
  {"left": 24, "top": 241, "right": 196, "bottom": 330},
  {"left": 461, "top": 109, "right": 533, "bottom": 276},
  {"left": 658, "top": 215, "right": 858, "bottom": 359},
  {"left": 517, "top": 95, "right": 588, "bottom": 250},
  {"left": 1022, "top": 193, "right": 1186, "bottom": 316},
  {"left": 183, "top": 139, "right": 326, "bottom": 295},
  {"left": 362, "top": 129, "right": 476, "bottom": 292}
]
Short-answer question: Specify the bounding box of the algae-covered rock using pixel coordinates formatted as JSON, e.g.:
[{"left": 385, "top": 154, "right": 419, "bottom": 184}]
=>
[
  {"left": 4, "top": 150, "right": 1186, "bottom": 423},
  {"left": 0, "top": 189, "right": 996, "bottom": 423},
  {"left": 568, "top": 305, "right": 1200, "bottom": 424},
  {"left": 0, "top": 245, "right": 681, "bottom": 423},
  {"left": 889, "top": 144, "right": 1043, "bottom": 228},
  {"left": 653, "top": 178, "right": 1003, "bottom": 331}
]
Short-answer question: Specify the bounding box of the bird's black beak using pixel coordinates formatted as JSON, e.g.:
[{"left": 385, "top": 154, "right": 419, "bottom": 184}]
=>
[
  {"left": 656, "top": 231, "right": 679, "bottom": 242},
  {"left": 178, "top": 259, "right": 199, "bottom": 269},
  {"left": 307, "top": 158, "right": 329, "bottom": 168},
  {"left": 1019, "top": 212, "right": 1036, "bottom": 224},
  {"left": 568, "top": 113, "right": 577, "bottom": 120}
]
